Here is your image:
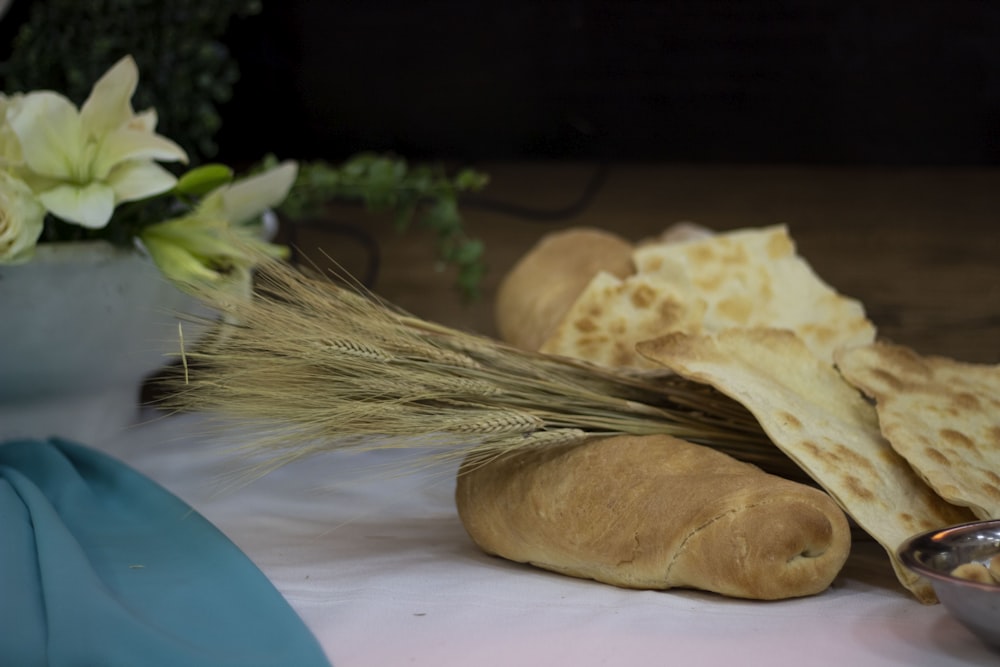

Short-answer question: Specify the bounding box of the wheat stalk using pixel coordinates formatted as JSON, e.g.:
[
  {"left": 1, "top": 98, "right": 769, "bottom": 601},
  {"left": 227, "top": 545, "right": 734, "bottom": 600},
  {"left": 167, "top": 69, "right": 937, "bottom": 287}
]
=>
[{"left": 159, "top": 257, "right": 802, "bottom": 482}]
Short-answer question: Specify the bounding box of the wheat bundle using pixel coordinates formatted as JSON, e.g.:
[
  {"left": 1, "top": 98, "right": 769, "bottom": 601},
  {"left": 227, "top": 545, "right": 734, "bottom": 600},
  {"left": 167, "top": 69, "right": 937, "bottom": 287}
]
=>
[{"left": 163, "top": 257, "right": 798, "bottom": 480}]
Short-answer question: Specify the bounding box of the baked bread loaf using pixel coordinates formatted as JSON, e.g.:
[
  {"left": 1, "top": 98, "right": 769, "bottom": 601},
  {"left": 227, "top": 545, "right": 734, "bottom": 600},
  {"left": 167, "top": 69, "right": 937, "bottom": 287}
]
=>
[
  {"left": 455, "top": 434, "right": 851, "bottom": 600},
  {"left": 494, "top": 223, "right": 714, "bottom": 354},
  {"left": 495, "top": 227, "right": 634, "bottom": 351}
]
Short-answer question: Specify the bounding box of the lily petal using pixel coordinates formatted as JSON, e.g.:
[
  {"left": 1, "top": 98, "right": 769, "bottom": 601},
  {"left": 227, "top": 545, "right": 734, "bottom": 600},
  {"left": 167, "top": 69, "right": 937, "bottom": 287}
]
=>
[
  {"left": 38, "top": 181, "right": 115, "bottom": 228},
  {"left": 218, "top": 161, "right": 298, "bottom": 224},
  {"left": 7, "top": 91, "right": 84, "bottom": 179},
  {"left": 145, "top": 207, "right": 229, "bottom": 234},
  {"left": 107, "top": 160, "right": 178, "bottom": 203},
  {"left": 130, "top": 108, "right": 158, "bottom": 132},
  {"left": 93, "top": 127, "right": 187, "bottom": 178},
  {"left": 144, "top": 221, "right": 253, "bottom": 261},
  {"left": 80, "top": 55, "right": 139, "bottom": 137},
  {"left": 142, "top": 235, "right": 225, "bottom": 284},
  {"left": 237, "top": 232, "right": 291, "bottom": 261}
]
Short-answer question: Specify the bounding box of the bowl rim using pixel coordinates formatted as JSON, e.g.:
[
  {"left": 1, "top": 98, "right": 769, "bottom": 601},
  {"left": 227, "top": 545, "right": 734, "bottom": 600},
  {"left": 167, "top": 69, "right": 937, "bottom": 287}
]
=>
[{"left": 897, "top": 518, "right": 1000, "bottom": 591}]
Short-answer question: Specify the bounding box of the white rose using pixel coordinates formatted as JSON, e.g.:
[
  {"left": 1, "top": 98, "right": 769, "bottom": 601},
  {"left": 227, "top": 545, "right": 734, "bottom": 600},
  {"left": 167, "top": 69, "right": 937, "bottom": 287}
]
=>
[{"left": 0, "top": 171, "right": 46, "bottom": 263}]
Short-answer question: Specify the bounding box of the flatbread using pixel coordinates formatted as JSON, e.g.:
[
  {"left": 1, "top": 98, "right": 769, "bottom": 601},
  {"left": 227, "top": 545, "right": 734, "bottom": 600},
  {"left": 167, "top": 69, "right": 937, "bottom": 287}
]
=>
[
  {"left": 541, "top": 225, "right": 876, "bottom": 369},
  {"left": 636, "top": 328, "right": 976, "bottom": 602},
  {"left": 540, "top": 271, "right": 703, "bottom": 369},
  {"left": 836, "top": 341, "right": 1000, "bottom": 520},
  {"left": 495, "top": 227, "right": 634, "bottom": 351}
]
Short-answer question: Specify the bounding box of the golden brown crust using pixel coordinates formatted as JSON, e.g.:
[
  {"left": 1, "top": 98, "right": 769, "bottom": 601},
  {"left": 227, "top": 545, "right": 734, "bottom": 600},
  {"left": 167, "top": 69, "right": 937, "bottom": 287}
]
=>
[
  {"left": 542, "top": 225, "right": 876, "bottom": 369},
  {"left": 494, "top": 227, "right": 634, "bottom": 351},
  {"left": 455, "top": 434, "right": 852, "bottom": 600},
  {"left": 836, "top": 341, "right": 1000, "bottom": 520},
  {"left": 636, "top": 329, "right": 976, "bottom": 602}
]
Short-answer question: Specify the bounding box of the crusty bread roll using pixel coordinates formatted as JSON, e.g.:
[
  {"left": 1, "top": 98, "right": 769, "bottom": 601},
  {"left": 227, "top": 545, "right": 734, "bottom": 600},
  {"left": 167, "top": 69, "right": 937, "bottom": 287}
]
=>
[
  {"left": 455, "top": 434, "right": 851, "bottom": 600},
  {"left": 495, "top": 227, "right": 634, "bottom": 351}
]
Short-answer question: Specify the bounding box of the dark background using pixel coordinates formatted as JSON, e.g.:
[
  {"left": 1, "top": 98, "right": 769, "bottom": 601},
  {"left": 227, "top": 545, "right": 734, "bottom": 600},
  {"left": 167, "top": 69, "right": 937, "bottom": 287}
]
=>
[{"left": 215, "top": 0, "right": 1000, "bottom": 166}]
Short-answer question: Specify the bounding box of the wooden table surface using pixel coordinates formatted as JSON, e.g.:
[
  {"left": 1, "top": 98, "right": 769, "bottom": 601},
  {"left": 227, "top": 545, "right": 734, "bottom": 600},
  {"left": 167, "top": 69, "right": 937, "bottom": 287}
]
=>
[{"left": 289, "top": 162, "right": 1000, "bottom": 365}]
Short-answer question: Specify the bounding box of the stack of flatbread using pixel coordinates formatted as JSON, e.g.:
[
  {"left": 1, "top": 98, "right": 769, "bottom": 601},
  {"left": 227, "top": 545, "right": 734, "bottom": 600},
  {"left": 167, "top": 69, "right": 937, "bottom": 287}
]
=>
[{"left": 487, "top": 224, "right": 998, "bottom": 603}]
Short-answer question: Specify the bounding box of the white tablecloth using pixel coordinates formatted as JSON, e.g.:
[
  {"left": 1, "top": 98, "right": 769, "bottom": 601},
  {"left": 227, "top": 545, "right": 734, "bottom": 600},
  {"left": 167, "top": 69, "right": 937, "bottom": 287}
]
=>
[{"left": 99, "top": 412, "right": 997, "bottom": 667}]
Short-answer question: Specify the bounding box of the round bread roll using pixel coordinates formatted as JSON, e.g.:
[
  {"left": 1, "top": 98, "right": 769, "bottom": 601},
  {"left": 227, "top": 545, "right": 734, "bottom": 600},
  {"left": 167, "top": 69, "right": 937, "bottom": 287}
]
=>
[
  {"left": 495, "top": 227, "right": 634, "bottom": 351},
  {"left": 455, "top": 434, "right": 851, "bottom": 600}
]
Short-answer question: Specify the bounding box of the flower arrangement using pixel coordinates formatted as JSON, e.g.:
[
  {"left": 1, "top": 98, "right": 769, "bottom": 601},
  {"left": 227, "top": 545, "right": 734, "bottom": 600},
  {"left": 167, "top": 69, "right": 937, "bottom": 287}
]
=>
[
  {"left": 0, "top": 55, "right": 293, "bottom": 299},
  {"left": 0, "top": 54, "right": 489, "bottom": 299}
]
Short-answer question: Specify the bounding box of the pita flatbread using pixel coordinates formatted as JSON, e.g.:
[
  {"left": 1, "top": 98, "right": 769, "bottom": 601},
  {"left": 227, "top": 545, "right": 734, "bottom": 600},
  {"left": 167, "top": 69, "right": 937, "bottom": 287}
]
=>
[
  {"left": 540, "top": 272, "right": 703, "bottom": 369},
  {"left": 636, "top": 328, "right": 975, "bottom": 602},
  {"left": 542, "top": 225, "right": 876, "bottom": 369},
  {"left": 836, "top": 341, "right": 1000, "bottom": 520},
  {"left": 495, "top": 227, "right": 634, "bottom": 351}
]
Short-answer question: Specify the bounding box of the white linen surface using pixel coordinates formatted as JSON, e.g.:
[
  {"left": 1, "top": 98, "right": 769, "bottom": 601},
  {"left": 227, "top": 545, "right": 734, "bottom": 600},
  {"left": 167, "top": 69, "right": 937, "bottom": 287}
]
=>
[{"left": 100, "top": 412, "right": 997, "bottom": 667}]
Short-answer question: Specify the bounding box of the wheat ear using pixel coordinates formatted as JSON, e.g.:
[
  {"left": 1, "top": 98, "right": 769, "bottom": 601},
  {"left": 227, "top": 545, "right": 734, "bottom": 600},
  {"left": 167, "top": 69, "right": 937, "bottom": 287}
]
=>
[{"left": 159, "top": 257, "right": 800, "bottom": 481}]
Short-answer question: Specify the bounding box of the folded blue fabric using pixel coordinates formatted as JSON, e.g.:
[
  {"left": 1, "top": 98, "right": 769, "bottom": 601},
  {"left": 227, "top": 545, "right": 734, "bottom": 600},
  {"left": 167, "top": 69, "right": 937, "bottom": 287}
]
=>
[{"left": 0, "top": 438, "right": 331, "bottom": 667}]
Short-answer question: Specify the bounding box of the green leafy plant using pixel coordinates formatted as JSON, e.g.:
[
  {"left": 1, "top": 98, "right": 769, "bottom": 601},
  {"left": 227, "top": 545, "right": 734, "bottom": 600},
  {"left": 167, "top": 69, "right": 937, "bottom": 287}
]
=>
[
  {"left": 0, "top": 0, "right": 261, "bottom": 164},
  {"left": 271, "top": 153, "right": 489, "bottom": 299}
]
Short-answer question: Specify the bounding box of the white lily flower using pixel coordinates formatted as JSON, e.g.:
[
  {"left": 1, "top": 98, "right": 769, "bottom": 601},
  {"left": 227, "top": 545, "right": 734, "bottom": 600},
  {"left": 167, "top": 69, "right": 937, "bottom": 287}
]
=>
[
  {"left": 3, "top": 55, "right": 187, "bottom": 229},
  {"left": 203, "top": 160, "right": 299, "bottom": 226},
  {"left": 0, "top": 171, "right": 46, "bottom": 264},
  {"left": 140, "top": 161, "right": 297, "bottom": 296}
]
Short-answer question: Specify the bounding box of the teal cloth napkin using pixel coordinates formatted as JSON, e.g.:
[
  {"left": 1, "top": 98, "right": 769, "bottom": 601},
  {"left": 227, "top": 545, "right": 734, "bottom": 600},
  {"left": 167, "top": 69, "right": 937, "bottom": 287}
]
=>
[{"left": 0, "top": 437, "right": 331, "bottom": 667}]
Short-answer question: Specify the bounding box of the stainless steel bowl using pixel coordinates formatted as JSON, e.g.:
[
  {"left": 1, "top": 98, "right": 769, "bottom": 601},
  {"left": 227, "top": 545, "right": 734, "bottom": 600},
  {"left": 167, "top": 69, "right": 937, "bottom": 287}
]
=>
[{"left": 898, "top": 519, "right": 1000, "bottom": 650}]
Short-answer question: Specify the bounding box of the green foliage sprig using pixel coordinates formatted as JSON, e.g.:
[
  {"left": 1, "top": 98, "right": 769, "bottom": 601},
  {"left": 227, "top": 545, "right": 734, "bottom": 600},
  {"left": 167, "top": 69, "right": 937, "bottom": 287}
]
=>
[{"left": 268, "top": 153, "right": 490, "bottom": 300}]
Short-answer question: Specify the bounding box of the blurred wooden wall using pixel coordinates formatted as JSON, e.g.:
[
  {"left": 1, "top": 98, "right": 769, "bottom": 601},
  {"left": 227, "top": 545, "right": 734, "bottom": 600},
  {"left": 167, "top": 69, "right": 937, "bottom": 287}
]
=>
[{"left": 285, "top": 162, "right": 1000, "bottom": 364}]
